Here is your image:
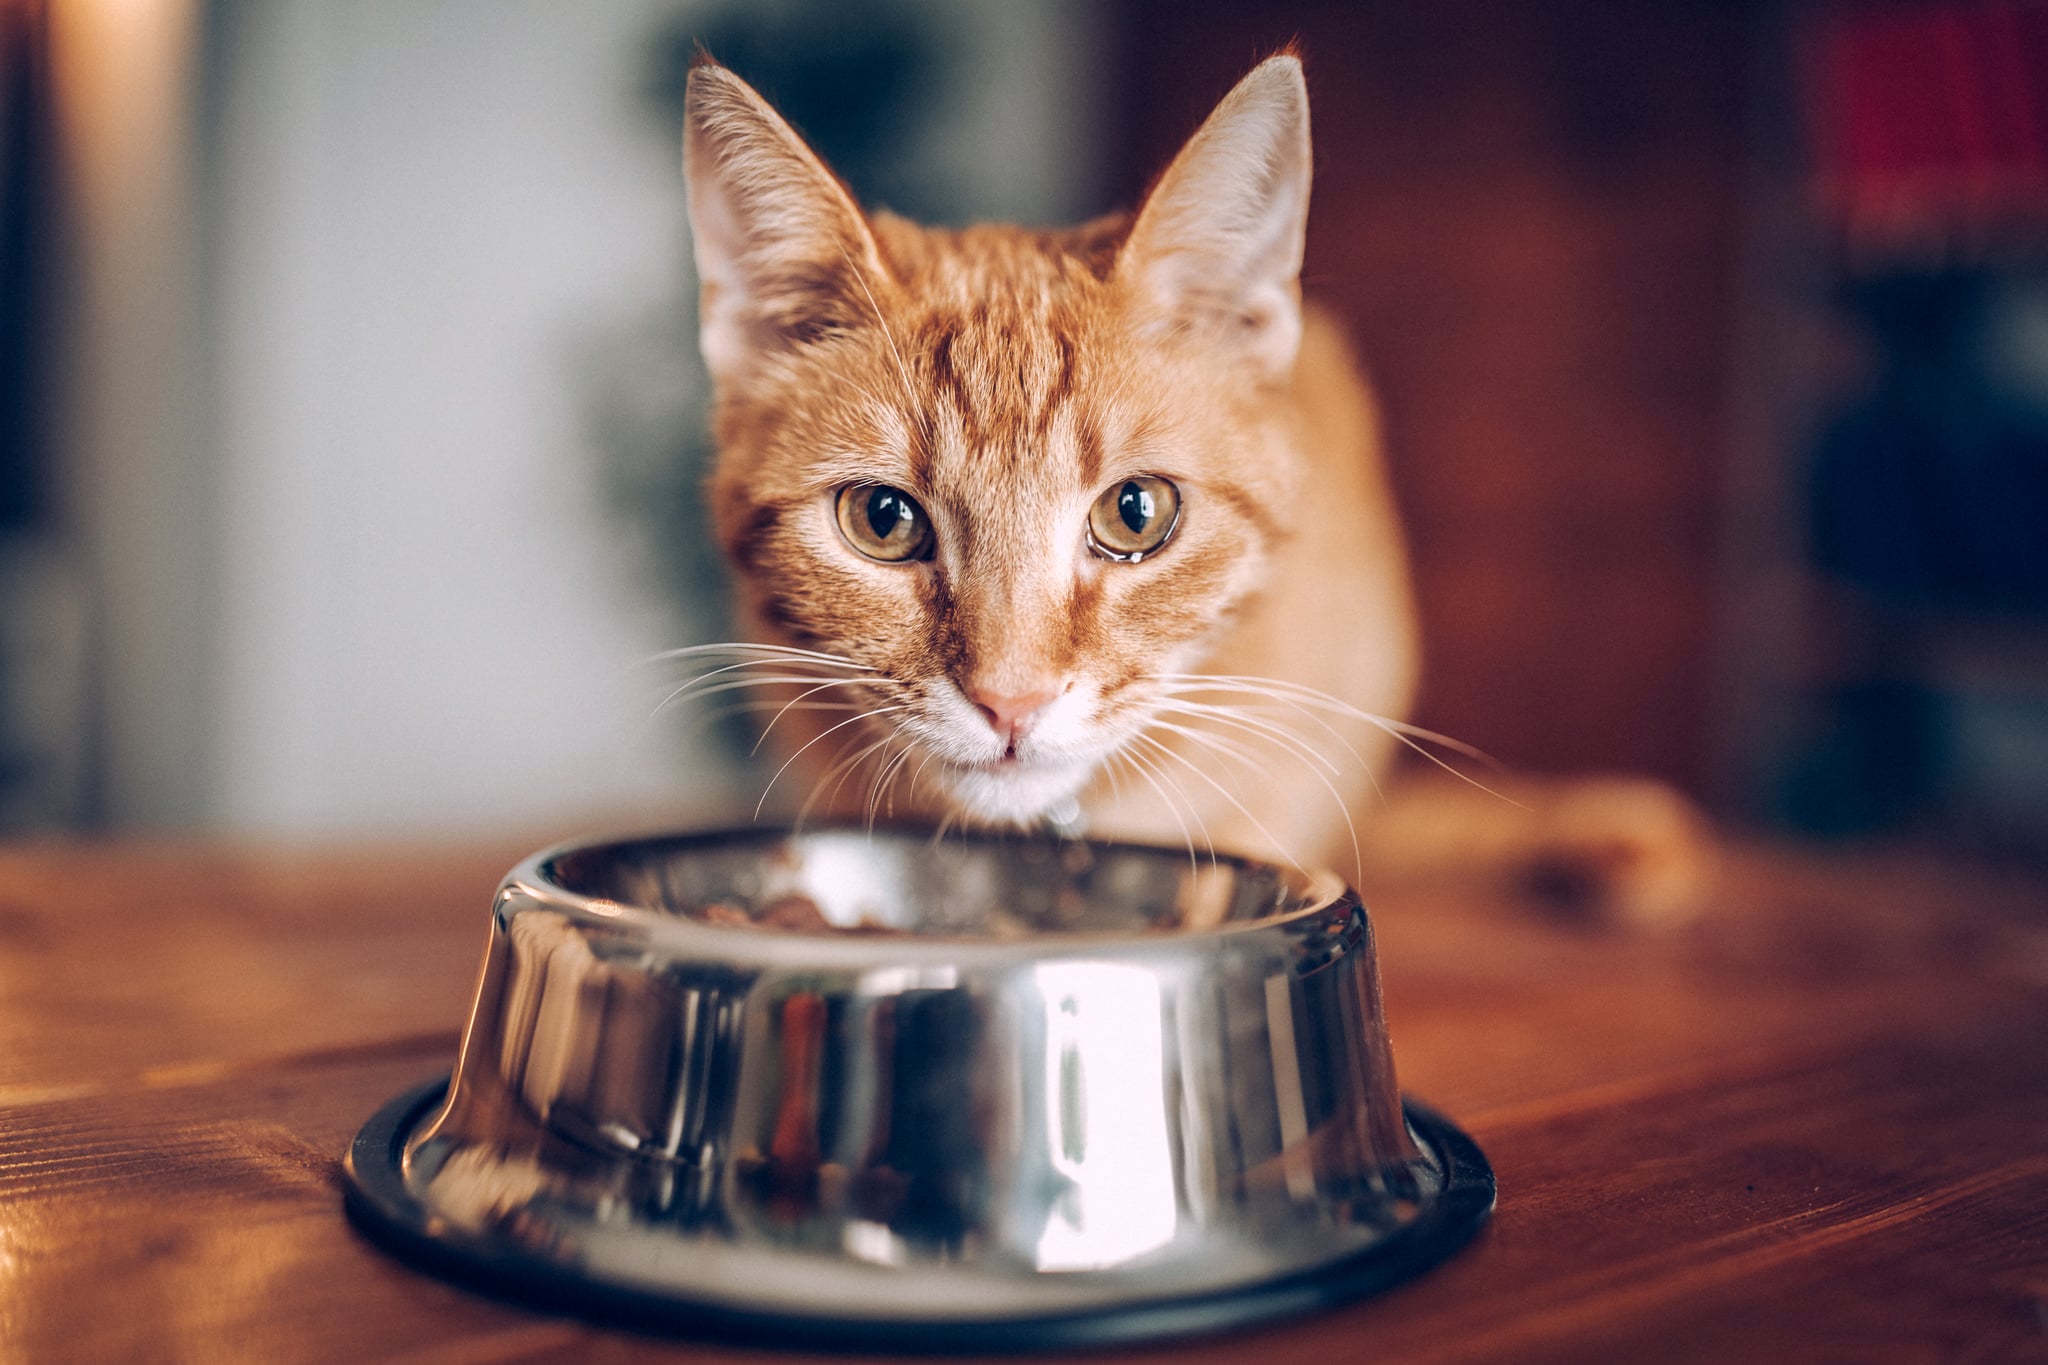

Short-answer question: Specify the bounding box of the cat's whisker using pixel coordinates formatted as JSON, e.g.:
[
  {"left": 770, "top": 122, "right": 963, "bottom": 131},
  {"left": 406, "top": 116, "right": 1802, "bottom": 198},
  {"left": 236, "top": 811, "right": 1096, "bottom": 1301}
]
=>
[
  {"left": 1152, "top": 696, "right": 1388, "bottom": 820},
  {"left": 888, "top": 742, "right": 933, "bottom": 820},
  {"left": 702, "top": 698, "right": 867, "bottom": 713},
  {"left": 646, "top": 641, "right": 872, "bottom": 671},
  {"left": 1096, "top": 750, "right": 1129, "bottom": 809},
  {"left": 655, "top": 671, "right": 869, "bottom": 716},
  {"left": 1147, "top": 714, "right": 1363, "bottom": 881},
  {"left": 646, "top": 656, "right": 869, "bottom": 724},
  {"left": 863, "top": 740, "right": 911, "bottom": 828},
  {"left": 1155, "top": 695, "right": 1359, "bottom": 777},
  {"left": 1153, "top": 672, "right": 1521, "bottom": 807},
  {"left": 1102, "top": 747, "right": 1188, "bottom": 870},
  {"left": 1151, "top": 677, "right": 1376, "bottom": 772},
  {"left": 1240, "top": 701, "right": 1394, "bottom": 807},
  {"left": 648, "top": 679, "right": 867, "bottom": 735},
  {"left": 860, "top": 740, "right": 917, "bottom": 826},
  {"left": 652, "top": 654, "right": 863, "bottom": 686},
  {"left": 644, "top": 639, "right": 910, "bottom": 827},
  {"left": 1133, "top": 732, "right": 1314, "bottom": 876},
  {"left": 1156, "top": 687, "right": 1370, "bottom": 768},
  {"left": 649, "top": 656, "right": 869, "bottom": 718},
  {"left": 822, "top": 721, "right": 922, "bottom": 822},
  {"left": 630, "top": 665, "right": 850, "bottom": 754},
  {"left": 1329, "top": 715, "right": 1516, "bottom": 805},
  {"left": 1150, "top": 701, "right": 1345, "bottom": 779},
  {"left": 1139, "top": 748, "right": 1219, "bottom": 874},
  {"left": 795, "top": 730, "right": 901, "bottom": 830},
  {"left": 752, "top": 677, "right": 889, "bottom": 754},
  {"left": 1145, "top": 718, "right": 1270, "bottom": 773},
  {"left": 847, "top": 736, "right": 897, "bottom": 834},
  {"left": 1113, "top": 742, "right": 1213, "bottom": 876},
  {"left": 907, "top": 748, "right": 942, "bottom": 811},
  {"left": 699, "top": 699, "right": 867, "bottom": 729},
  {"left": 849, "top": 739, "right": 911, "bottom": 830},
  {"left": 1159, "top": 673, "right": 1498, "bottom": 764},
  {"left": 757, "top": 707, "right": 908, "bottom": 820}
]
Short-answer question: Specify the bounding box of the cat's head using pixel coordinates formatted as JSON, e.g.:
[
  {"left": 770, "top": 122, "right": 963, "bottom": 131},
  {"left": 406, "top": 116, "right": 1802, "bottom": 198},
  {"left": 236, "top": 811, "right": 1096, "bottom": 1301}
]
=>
[{"left": 683, "top": 54, "right": 1314, "bottom": 826}]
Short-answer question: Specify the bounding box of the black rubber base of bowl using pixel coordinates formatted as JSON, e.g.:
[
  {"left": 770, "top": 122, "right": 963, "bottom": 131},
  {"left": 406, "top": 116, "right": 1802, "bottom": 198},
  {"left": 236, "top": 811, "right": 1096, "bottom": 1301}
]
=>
[{"left": 344, "top": 1077, "right": 1495, "bottom": 1354}]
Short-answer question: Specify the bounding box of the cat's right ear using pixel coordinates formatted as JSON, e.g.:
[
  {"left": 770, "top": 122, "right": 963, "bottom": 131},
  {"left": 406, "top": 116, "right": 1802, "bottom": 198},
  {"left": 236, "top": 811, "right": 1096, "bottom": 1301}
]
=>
[{"left": 683, "top": 61, "right": 890, "bottom": 385}]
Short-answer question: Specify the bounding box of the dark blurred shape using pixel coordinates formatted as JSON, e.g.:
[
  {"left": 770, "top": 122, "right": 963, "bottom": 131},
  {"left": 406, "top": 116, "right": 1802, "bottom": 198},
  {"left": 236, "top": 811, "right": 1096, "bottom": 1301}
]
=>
[
  {"left": 1777, "top": 678, "right": 1942, "bottom": 837},
  {"left": 0, "top": 0, "right": 88, "bottom": 832},
  {"left": 1809, "top": 273, "right": 2048, "bottom": 612},
  {"left": 1776, "top": 0, "right": 2048, "bottom": 850},
  {"left": 1, "top": 0, "right": 49, "bottom": 538},
  {"left": 1798, "top": 3, "right": 2048, "bottom": 620},
  {"left": 642, "top": 2, "right": 947, "bottom": 220}
]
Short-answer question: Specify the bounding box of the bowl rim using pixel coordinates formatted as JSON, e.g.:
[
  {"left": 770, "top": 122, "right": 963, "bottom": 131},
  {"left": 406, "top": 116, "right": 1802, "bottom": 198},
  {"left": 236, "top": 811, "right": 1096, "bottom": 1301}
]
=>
[{"left": 498, "top": 822, "right": 1360, "bottom": 966}]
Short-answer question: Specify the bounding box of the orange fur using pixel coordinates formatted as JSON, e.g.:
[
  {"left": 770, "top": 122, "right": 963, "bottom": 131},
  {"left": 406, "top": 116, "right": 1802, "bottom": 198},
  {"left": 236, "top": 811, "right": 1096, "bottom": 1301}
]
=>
[{"left": 681, "top": 55, "right": 1708, "bottom": 923}]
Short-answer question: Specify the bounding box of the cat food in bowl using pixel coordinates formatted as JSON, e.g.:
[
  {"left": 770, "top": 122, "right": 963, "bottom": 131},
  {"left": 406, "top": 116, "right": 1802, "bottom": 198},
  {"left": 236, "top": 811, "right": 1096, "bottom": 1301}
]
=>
[{"left": 344, "top": 826, "right": 1493, "bottom": 1349}]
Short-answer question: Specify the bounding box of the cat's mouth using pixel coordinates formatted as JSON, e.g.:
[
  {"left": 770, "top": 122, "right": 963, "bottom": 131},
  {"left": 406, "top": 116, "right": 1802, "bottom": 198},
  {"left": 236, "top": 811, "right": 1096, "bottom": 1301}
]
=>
[
  {"left": 946, "top": 750, "right": 1064, "bottom": 781},
  {"left": 930, "top": 748, "right": 1095, "bottom": 825}
]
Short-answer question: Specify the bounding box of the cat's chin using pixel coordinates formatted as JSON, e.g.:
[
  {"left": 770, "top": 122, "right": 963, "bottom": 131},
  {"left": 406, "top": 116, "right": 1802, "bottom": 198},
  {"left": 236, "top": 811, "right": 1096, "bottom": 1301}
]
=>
[{"left": 934, "top": 756, "right": 1094, "bottom": 829}]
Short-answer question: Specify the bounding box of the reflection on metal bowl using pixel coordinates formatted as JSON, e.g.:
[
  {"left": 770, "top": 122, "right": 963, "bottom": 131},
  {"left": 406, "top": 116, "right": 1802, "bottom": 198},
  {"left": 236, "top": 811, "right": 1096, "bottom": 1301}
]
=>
[{"left": 344, "top": 826, "right": 1493, "bottom": 1349}]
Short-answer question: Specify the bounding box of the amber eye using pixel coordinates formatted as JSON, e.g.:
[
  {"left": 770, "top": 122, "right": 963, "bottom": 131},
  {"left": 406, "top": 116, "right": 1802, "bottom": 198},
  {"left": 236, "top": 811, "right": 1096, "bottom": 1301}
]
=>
[
  {"left": 835, "top": 484, "right": 936, "bottom": 563},
  {"left": 1087, "top": 476, "right": 1181, "bottom": 562}
]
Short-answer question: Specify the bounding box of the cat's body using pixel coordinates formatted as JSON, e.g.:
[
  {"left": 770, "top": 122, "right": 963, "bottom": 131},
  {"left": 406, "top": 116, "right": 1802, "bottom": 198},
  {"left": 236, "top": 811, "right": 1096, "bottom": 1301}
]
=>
[{"left": 682, "top": 54, "right": 1706, "bottom": 920}]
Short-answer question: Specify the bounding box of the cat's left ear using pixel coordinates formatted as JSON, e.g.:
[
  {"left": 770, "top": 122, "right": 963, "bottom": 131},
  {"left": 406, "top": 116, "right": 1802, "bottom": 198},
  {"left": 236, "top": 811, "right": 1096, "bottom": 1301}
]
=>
[{"left": 1117, "top": 54, "right": 1312, "bottom": 380}]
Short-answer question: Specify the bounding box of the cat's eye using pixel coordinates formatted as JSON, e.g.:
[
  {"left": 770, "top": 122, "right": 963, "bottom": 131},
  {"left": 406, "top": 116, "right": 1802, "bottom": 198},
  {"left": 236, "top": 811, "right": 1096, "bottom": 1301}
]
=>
[
  {"left": 1087, "top": 476, "right": 1181, "bottom": 562},
  {"left": 835, "top": 484, "right": 936, "bottom": 563}
]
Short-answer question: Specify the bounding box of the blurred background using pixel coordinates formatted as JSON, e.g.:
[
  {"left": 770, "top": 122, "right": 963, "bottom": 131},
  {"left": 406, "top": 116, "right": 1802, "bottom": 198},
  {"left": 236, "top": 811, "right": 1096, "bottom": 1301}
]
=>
[{"left": 3, "top": 0, "right": 2046, "bottom": 858}]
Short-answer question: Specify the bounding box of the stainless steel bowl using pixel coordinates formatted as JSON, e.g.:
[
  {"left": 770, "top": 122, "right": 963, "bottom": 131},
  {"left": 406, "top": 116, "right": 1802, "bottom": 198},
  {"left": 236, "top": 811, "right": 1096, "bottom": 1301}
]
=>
[{"left": 345, "top": 826, "right": 1492, "bottom": 1348}]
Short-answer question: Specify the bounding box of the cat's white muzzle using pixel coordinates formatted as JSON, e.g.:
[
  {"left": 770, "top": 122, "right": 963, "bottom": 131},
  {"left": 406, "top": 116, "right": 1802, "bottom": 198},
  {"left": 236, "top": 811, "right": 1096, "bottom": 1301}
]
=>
[{"left": 916, "top": 680, "right": 1106, "bottom": 826}]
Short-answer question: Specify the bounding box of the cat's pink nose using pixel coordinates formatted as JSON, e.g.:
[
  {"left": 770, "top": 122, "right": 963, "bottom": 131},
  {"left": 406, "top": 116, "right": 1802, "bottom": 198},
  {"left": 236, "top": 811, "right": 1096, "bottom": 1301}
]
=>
[{"left": 966, "top": 681, "right": 1062, "bottom": 743}]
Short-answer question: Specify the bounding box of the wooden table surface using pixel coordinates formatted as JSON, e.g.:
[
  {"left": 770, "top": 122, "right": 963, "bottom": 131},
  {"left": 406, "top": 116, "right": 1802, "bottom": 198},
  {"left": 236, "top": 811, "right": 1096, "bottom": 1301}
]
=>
[{"left": 2, "top": 835, "right": 2046, "bottom": 1363}]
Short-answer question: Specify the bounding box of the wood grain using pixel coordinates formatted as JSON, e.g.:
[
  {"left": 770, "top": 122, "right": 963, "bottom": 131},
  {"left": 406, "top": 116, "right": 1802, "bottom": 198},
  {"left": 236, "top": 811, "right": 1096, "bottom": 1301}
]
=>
[{"left": 2, "top": 838, "right": 2045, "bottom": 1362}]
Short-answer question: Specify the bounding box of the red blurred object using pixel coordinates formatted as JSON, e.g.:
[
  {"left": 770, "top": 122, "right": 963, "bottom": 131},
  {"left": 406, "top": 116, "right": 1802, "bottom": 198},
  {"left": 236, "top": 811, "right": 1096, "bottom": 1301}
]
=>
[{"left": 1807, "top": 1, "right": 2048, "bottom": 254}]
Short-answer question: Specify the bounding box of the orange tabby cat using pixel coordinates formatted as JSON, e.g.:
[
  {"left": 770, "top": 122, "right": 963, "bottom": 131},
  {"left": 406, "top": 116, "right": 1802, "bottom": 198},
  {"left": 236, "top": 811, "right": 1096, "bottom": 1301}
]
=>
[{"left": 678, "top": 53, "right": 1706, "bottom": 923}]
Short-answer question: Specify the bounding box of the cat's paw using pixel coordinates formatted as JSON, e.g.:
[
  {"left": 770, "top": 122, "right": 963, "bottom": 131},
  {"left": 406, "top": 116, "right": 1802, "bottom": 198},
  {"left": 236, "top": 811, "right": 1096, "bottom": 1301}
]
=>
[
  {"left": 1515, "top": 775, "right": 1714, "bottom": 928},
  {"left": 1360, "top": 769, "right": 1717, "bottom": 929}
]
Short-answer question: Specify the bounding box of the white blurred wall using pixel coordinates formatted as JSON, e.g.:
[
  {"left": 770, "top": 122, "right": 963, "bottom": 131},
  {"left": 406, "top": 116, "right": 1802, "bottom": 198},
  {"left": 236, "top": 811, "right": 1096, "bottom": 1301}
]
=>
[
  {"left": 52, "top": 0, "right": 1098, "bottom": 836},
  {"left": 207, "top": 0, "right": 708, "bottom": 835}
]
